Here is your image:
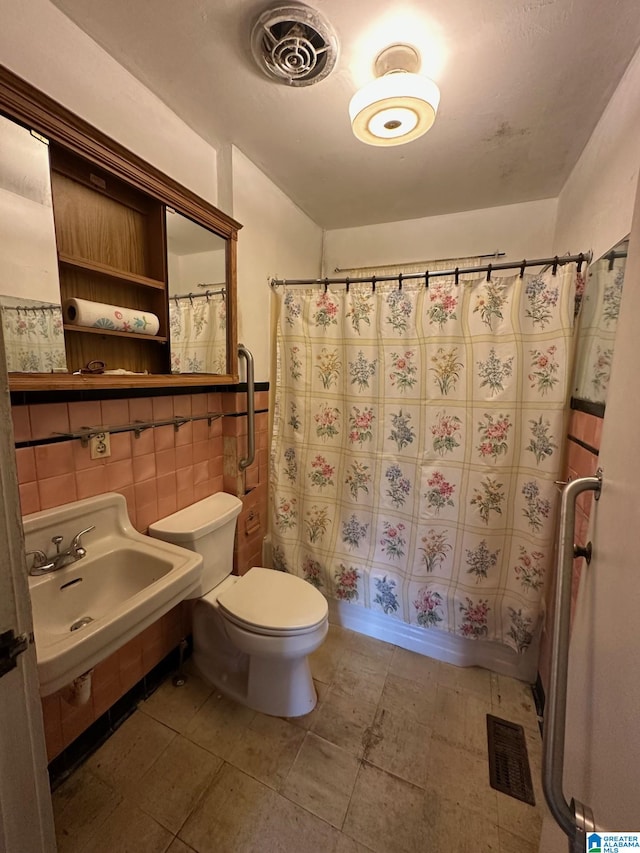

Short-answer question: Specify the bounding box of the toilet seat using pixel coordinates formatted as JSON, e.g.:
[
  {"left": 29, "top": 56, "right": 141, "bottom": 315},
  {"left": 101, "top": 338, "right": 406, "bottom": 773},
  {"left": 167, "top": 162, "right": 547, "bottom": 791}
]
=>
[{"left": 216, "top": 567, "right": 328, "bottom": 637}]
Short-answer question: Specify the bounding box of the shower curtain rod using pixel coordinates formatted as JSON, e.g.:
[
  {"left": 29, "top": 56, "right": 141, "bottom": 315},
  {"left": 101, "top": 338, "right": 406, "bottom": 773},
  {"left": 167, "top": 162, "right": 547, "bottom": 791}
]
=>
[
  {"left": 172, "top": 288, "right": 225, "bottom": 303},
  {"left": 333, "top": 250, "right": 505, "bottom": 273},
  {"left": 270, "top": 252, "right": 592, "bottom": 288}
]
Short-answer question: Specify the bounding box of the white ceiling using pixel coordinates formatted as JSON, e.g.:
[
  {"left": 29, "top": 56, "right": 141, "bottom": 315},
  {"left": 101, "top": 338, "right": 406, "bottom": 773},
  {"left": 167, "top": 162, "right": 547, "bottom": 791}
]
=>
[{"left": 52, "top": 0, "right": 640, "bottom": 230}]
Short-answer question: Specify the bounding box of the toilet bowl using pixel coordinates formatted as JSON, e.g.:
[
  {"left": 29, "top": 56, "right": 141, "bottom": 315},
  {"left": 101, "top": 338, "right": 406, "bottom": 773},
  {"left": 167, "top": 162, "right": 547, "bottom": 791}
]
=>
[{"left": 149, "top": 493, "right": 328, "bottom": 717}]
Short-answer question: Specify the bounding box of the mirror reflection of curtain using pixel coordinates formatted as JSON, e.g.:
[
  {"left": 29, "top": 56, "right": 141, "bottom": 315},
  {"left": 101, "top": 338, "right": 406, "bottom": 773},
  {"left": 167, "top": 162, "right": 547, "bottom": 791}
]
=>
[
  {"left": 573, "top": 255, "right": 626, "bottom": 404},
  {"left": 0, "top": 298, "right": 66, "bottom": 372},
  {"left": 169, "top": 295, "right": 226, "bottom": 374}
]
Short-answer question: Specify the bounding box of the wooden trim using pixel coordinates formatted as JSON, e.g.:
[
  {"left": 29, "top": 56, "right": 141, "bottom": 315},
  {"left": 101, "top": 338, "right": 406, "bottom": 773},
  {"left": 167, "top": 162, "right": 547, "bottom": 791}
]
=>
[
  {"left": 62, "top": 325, "right": 168, "bottom": 343},
  {"left": 0, "top": 65, "right": 242, "bottom": 238},
  {"left": 9, "top": 373, "right": 238, "bottom": 392}
]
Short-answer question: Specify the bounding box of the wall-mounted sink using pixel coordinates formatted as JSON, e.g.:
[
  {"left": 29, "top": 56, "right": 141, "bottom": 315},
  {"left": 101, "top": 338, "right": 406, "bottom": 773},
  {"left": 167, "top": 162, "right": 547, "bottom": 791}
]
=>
[{"left": 23, "top": 493, "right": 203, "bottom": 696}]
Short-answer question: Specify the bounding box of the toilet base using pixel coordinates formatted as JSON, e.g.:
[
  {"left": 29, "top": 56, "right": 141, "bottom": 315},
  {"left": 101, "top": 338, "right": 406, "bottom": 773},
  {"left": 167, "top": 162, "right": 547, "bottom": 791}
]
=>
[{"left": 192, "top": 648, "right": 318, "bottom": 717}]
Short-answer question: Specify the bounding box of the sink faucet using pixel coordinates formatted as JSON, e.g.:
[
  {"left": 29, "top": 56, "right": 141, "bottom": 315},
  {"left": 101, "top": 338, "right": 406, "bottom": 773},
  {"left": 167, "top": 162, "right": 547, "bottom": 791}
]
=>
[{"left": 26, "top": 526, "right": 95, "bottom": 576}]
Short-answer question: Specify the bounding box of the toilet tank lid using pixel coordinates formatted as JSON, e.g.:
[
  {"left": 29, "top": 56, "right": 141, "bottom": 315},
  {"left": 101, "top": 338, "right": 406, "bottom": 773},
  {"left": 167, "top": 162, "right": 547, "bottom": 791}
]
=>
[{"left": 148, "top": 492, "right": 242, "bottom": 542}]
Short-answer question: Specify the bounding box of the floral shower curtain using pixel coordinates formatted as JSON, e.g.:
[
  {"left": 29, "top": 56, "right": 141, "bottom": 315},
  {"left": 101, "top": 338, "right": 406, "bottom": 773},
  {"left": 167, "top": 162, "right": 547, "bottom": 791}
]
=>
[
  {"left": 0, "top": 300, "right": 67, "bottom": 372},
  {"left": 270, "top": 267, "right": 579, "bottom": 653},
  {"left": 169, "top": 295, "right": 227, "bottom": 374}
]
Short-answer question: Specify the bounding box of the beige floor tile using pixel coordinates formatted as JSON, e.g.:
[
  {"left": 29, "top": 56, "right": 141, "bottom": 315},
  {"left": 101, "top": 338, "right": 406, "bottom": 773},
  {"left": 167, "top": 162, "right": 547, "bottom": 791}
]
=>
[
  {"left": 363, "top": 708, "right": 432, "bottom": 789},
  {"left": 85, "top": 712, "right": 175, "bottom": 791},
  {"left": 344, "top": 631, "right": 395, "bottom": 668},
  {"left": 53, "top": 766, "right": 122, "bottom": 853},
  {"left": 432, "top": 683, "right": 493, "bottom": 755},
  {"left": 334, "top": 835, "right": 376, "bottom": 853},
  {"left": 496, "top": 790, "right": 543, "bottom": 842},
  {"left": 342, "top": 762, "right": 430, "bottom": 853},
  {"left": 491, "top": 673, "right": 539, "bottom": 731},
  {"left": 428, "top": 736, "right": 498, "bottom": 822},
  {"left": 424, "top": 786, "right": 500, "bottom": 852},
  {"left": 78, "top": 801, "right": 173, "bottom": 853},
  {"left": 281, "top": 732, "right": 360, "bottom": 827},
  {"left": 499, "top": 826, "right": 539, "bottom": 853},
  {"left": 379, "top": 672, "right": 437, "bottom": 727},
  {"left": 185, "top": 691, "right": 255, "bottom": 761},
  {"left": 312, "top": 687, "right": 378, "bottom": 757},
  {"left": 134, "top": 734, "right": 224, "bottom": 833},
  {"left": 167, "top": 840, "right": 198, "bottom": 853},
  {"left": 437, "top": 660, "right": 493, "bottom": 700},
  {"left": 180, "top": 762, "right": 340, "bottom": 853},
  {"left": 179, "top": 763, "right": 276, "bottom": 853},
  {"left": 227, "top": 712, "right": 306, "bottom": 790},
  {"left": 331, "top": 653, "right": 387, "bottom": 706},
  {"left": 140, "top": 673, "right": 213, "bottom": 733},
  {"left": 389, "top": 646, "right": 440, "bottom": 686}
]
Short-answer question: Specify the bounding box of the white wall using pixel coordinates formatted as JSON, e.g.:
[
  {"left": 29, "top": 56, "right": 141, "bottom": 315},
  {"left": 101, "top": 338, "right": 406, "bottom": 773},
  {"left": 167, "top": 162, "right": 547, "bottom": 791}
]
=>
[
  {"left": 323, "top": 198, "right": 558, "bottom": 273},
  {"left": 0, "top": 0, "right": 218, "bottom": 204},
  {"left": 232, "top": 147, "right": 323, "bottom": 383},
  {"left": 553, "top": 44, "right": 640, "bottom": 259}
]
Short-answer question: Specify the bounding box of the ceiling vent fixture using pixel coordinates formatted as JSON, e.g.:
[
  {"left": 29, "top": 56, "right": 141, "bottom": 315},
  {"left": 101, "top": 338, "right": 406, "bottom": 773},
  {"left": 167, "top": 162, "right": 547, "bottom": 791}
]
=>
[{"left": 250, "top": 3, "right": 338, "bottom": 87}]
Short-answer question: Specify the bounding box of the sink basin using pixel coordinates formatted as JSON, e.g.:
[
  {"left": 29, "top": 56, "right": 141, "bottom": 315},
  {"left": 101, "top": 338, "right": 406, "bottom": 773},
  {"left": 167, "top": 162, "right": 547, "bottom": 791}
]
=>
[{"left": 24, "top": 493, "right": 203, "bottom": 696}]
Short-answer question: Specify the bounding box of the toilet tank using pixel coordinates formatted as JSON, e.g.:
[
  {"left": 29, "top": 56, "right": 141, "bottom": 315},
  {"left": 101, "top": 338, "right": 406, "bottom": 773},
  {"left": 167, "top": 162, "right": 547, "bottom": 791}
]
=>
[{"left": 149, "top": 493, "right": 243, "bottom": 596}]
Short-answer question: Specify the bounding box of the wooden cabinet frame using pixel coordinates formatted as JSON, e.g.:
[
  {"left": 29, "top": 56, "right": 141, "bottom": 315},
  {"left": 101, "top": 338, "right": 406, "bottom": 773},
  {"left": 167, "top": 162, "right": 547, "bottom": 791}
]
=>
[{"left": 0, "top": 64, "right": 241, "bottom": 391}]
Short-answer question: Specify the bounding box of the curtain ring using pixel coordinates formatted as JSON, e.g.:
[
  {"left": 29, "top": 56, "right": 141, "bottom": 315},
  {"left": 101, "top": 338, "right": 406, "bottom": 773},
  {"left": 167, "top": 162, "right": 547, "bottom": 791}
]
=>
[
  {"left": 371, "top": 275, "right": 376, "bottom": 293},
  {"left": 552, "top": 256, "right": 559, "bottom": 276},
  {"left": 324, "top": 277, "right": 329, "bottom": 294},
  {"left": 607, "top": 252, "right": 615, "bottom": 272},
  {"left": 424, "top": 270, "right": 429, "bottom": 288},
  {"left": 398, "top": 272, "right": 403, "bottom": 291},
  {"left": 486, "top": 264, "right": 492, "bottom": 282},
  {"left": 206, "top": 291, "right": 211, "bottom": 302},
  {"left": 345, "top": 276, "right": 350, "bottom": 293},
  {"left": 454, "top": 267, "right": 459, "bottom": 285},
  {"left": 577, "top": 253, "right": 584, "bottom": 274},
  {"left": 520, "top": 260, "right": 526, "bottom": 278},
  {"left": 189, "top": 293, "right": 194, "bottom": 306}
]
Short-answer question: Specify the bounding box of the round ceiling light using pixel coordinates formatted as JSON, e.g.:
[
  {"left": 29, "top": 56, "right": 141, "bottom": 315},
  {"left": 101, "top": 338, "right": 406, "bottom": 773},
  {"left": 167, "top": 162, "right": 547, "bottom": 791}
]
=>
[{"left": 349, "top": 45, "right": 440, "bottom": 146}]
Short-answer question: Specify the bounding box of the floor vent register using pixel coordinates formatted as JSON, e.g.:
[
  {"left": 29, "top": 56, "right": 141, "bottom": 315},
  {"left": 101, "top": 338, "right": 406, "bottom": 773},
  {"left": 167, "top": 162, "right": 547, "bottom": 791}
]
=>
[{"left": 486, "top": 714, "right": 536, "bottom": 805}]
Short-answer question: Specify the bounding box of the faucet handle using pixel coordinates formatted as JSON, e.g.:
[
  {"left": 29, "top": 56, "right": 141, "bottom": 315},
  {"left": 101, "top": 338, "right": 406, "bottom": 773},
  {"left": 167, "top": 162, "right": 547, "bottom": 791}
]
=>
[
  {"left": 70, "top": 526, "right": 95, "bottom": 549},
  {"left": 25, "top": 549, "right": 48, "bottom": 569},
  {"left": 51, "top": 535, "right": 64, "bottom": 554}
]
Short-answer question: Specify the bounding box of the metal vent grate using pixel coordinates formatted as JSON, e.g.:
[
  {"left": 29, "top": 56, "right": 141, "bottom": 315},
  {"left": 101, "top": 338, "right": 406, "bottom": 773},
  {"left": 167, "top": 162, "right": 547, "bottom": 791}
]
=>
[
  {"left": 486, "top": 714, "right": 536, "bottom": 805},
  {"left": 250, "top": 4, "right": 338, "bottom": 87}
]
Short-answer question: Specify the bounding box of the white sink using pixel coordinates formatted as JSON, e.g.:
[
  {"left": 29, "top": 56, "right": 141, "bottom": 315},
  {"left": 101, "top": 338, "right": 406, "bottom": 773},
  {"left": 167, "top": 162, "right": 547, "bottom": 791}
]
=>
[{"left": 23, "top": 493, "right": 203, "bottom": 696}]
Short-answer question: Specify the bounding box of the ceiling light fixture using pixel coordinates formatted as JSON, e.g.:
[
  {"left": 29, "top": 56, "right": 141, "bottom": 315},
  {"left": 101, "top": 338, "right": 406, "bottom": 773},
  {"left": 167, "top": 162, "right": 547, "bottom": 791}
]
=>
[{"left": 349, "top": 44, "right": 440, "bottom": 146}]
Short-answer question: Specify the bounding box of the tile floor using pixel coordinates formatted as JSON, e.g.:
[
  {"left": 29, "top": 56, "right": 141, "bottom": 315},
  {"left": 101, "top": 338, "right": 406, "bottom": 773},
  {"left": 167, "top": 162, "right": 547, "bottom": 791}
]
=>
[{"left": 52, "top": 624, "right": 546, "bottom": 853}]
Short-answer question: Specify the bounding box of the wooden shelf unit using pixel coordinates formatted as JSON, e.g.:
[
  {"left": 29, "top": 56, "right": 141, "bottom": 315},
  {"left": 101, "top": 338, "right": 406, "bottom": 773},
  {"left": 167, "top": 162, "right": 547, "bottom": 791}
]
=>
[{"left": 50, "top": 144, "right": 170, "bottom": 375}]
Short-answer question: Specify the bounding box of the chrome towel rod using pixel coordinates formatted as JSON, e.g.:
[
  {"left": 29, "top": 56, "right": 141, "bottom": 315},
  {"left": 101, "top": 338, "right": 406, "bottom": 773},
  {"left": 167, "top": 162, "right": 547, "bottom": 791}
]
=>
[{"left": 269, "top": 252, "right": 592, "bottom": 287}]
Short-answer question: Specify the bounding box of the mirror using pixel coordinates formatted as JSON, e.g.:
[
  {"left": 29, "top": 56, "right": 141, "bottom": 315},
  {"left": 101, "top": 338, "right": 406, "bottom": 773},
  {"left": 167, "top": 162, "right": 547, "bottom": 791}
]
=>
[
  {"left": 166, "top": 209, "right": 228, "bottom": 374},
  {"left": 0, "top": 114, "right": 67, "bottom": 373},
  {"left": 572, "top": 237, "right": 628, "bottom": 412}
]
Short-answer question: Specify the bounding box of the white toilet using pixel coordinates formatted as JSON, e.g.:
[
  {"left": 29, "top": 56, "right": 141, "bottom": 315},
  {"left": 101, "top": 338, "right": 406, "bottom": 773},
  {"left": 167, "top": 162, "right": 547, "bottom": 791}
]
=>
[{"left": 149, "top": 492, "right": 328, "bottom": 717}]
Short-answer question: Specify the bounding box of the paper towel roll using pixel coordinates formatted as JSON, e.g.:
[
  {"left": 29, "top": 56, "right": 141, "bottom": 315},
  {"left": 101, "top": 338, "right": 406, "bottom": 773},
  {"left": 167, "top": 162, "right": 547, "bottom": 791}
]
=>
[{"left": 63, "top": 298, "right": 160, "bottom": 336}]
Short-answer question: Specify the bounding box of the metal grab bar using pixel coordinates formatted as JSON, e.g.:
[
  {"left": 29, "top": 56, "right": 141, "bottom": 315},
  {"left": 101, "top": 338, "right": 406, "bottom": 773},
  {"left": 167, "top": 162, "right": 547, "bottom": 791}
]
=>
[
  {"left": 238, "top": 344, "right": 255, "bottom": 471},
  {"left": 543, "top": 471, "right": 602, "bottom": 850}
]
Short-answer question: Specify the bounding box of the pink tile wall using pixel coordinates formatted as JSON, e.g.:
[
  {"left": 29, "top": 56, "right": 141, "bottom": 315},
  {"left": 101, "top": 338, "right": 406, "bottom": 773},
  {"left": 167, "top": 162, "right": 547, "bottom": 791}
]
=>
[
  {"left": 13, "top": 393, "right": 226, "bottom": 532},
  {"left": 13, "top": 387, "right": 271, "bottom": 759}
]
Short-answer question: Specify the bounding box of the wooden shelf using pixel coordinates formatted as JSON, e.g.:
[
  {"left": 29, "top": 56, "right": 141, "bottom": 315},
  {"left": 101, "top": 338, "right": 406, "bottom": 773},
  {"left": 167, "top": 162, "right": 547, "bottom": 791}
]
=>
[
  {"left": 9, "top": 373, "right": 237, "bottom": 392},
  {"left": 58, "top": 253, "right": 166, "bottom": 291},
  {"left": 63, "top": 324, "right": 167, "bottom": 343}
]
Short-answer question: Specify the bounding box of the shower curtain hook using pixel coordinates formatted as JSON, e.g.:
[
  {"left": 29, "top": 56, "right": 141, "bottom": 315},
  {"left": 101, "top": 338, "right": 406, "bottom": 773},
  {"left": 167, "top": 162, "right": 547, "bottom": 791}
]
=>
[
  {"left": 398, "top": 272, "right": 403, "bottom": 291},
  {"left": 486, "top": 264, "right": 492, "bottom": 282},
  {"left": 324, "top": 277, "right": 329, "bottom": 294},
  {"left": 607, "top": 252, "right": 615, "bottom": 272},
  {"left": 189, "top": 293, "right": 194, "bottom": 306},
  {"left": 371, "top": 275, "right": 376, "bottom": 293},
  {"left": 520, "top": 260, "right": 526, "bottom": 278},
  {"left": 345, "top": 276, "right": 350, "bottom": 293},
  {"left": 206, "top": 291, "right": 211, "bottom": 302},
  {"left": 454, "top": 267, "right": 459, "bottom": 285},
  {"left": 577, "top": 253, "right": 584, "bottom": 274},
  {"left": 424, "top": 270, "right": 429, "bottom": 288},
  {"left": 552, "top": 256, "right": 559, "bottom": 276}
]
